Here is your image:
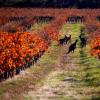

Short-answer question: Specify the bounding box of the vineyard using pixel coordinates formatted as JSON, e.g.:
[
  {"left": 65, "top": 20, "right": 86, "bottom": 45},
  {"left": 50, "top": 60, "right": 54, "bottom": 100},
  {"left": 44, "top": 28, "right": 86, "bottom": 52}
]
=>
[{"left": 0, "top": 8, "right": 100, "bottom": 100}]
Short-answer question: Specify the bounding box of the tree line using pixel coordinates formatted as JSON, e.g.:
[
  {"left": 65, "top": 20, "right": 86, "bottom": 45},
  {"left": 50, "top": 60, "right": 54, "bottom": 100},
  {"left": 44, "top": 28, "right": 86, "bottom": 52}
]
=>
[{"left": 0, "top": 0, "right": 100, "bottom": 8}]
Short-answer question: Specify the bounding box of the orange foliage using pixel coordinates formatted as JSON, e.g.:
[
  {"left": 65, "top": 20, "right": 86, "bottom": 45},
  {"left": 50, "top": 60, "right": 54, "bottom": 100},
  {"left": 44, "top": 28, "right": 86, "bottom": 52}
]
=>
[
  {"left": 0, "top": 32, "right": 48, "bottom": 73},
  {"left": 90, "top": 36, "right": 100, "bottom": 58}
]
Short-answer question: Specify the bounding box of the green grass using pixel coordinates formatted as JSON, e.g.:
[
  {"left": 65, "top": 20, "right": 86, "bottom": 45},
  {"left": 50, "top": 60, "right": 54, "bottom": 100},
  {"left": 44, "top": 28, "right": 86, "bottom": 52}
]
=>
[
  {"left": 50, "top": 23, "right": 100, "bottom": 100},
  {"left": 64, "top": 23, "right": 100, "bottom": 99}
]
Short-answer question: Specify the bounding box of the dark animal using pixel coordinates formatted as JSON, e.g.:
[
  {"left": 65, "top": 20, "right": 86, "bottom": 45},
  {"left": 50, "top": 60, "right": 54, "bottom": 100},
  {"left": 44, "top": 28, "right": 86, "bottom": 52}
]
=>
[
  {"left": 59, "top": 35, "right": 67, "bottom": 45},
  {"left": 65, "top": 34, "right": 71, "bottom": 44},
  {"left": 59, "top": 35, "right": 71, "bottom": 45},
  {"left": 59, "top": 38, "right": 65, "bottom": 45},
  {"left": 67, "top": 40, "right": 78, "bottom": 54},
  {"left": 79, "top": 35, "right": 87, "bottom": 48}
]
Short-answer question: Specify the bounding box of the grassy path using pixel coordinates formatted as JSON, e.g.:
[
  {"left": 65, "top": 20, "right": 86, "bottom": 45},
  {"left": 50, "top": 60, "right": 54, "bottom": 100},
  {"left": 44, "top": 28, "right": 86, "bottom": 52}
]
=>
[{"left": 24, "top": 24, "right": 100, "bottom": 100}]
